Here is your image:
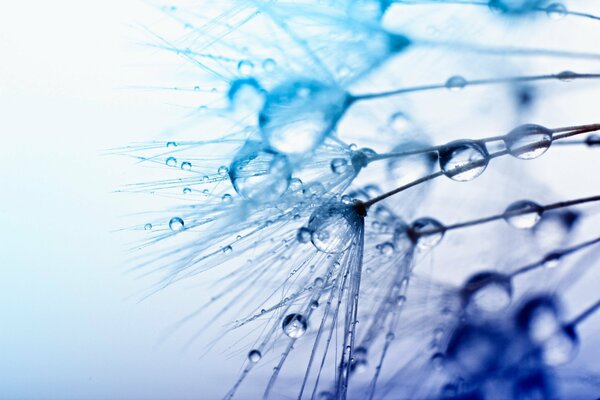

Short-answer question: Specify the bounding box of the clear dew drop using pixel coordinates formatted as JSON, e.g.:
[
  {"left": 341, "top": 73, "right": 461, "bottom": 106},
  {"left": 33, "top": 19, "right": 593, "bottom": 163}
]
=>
[
  {"left": 144, "top": 223, "right": 152, "bottom": 231},
  {"left": 461, "top": 272, "right": 513, "bottom": 313},
  {"left": 169, "top": 217, "right": 184, "bottom": 232},
  {"left": 182, "top": 187, "right": 191, "bottom": 194},
  {"left": 229, "top": 141, "right": 292, "bottom": 203},
  {"left": 221, "top": 194, "right": 233, "bottom": 203},
  {"left": 296, "top": 227, "right": 312, "bottom": 244},
  {"left": 259, "top": 80, "right": 350, "bottom": 155},
  {"left": 180, "top": 161, "right": 192, "bottom": 171},
  {"left": 557, "top": 70, "right": 576, "bottom": 82},
  {"left": 546, "top": 3, "right": 567, "bottom": 19},
  {"left": 439, "top": 140, "right": 489, "bottom": 182},
  {"left": 165, "top": 157, "right": 177, "bottom": 167},
  {"left": 330, "top": 158, "right": 349, "bottom": 174},
  {"left": 504, "top": 200, "right": 543, "bottom": 229},
  {"left": 218, "top": 166, "right": 229, "bottom": 176},
  {"left": 237, "top": 59, "right": 254, "bottom": 76},
  {"left": 516, "top": 296, "right": 562, "bottom": 344},
  {"left": 314, "top": 277, "right": 324, "bottom": 287},
  {"left": 282, "top": 313, "right": 308, "bottom": 338},
  {"left": 222, "top": 245, "right": 233, "bottom": 254},
  {"left": 542, "top": 325, "right": 578, "bottom": 366},
  {"left": 409, "top": 217, "right": 445, "bottom": 250},
  {"left": 166, "top": 141, "right": 177, "bottom": 148},
  {"left": 310, "top": 300, "right": 319, "bottom": 310},
  {"left": 504, "top": 124, "right": 553, "bottom": 160},
  {"left": 248, "top": 349, "right": 262, "bottom": 363},
  {"left": 262, "top": 58, "right": 276, "bottom": 72},
  {"left": 585, "top": 134, "right": 600, "bottom": 147},
  {"left": 308, "top": 202, "right": 363, "bottom": 254},
  {"left": 445, "top": 75, "right": 467, "bottom": 91},
  {"left": 376, "top": 241, "right": 395, "bottom": 256}
]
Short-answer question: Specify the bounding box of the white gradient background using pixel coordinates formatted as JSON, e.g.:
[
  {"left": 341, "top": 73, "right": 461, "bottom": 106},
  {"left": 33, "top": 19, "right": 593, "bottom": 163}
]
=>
[{"left": 0, "top": 1, "right": 230, "bottom": 399}]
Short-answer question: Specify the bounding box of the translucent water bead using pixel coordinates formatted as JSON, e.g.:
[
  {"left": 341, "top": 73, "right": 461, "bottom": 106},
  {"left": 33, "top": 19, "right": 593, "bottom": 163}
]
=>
[
  {"left": 504, "top": 200, "right": 543, "bottom": 229},
  {"left": 308, "top": 202, "right": 363, "bottom": 254},
  {"left": 227, "top": 78, "right": 265, "bottom": 113},
  {"left": 282, "top": 313, "right": 308, "bottom": 338},
  {"left": 408, "top": 217, "right": 445, "bottom": 250},
  {"left": 542, "top": 324, "right": 578, "bottom": 366},
  {"left": 516, "top": 295, "right": 562, "bottom": 343},
  {"left": 460, "top": 272, "right": 513, "bottom": 313},
  {"left": 438, "top": 140, "right": 489, "bottom": 182},
  {"left": 259, "top": 80, "right": 351, "bottom": 155},
  {"left": 229, "top": 141, "right": 292, "bottom": 203},
  {"left": 248, "top": 349, "right": 262, "bottom": 363},
  {"left": 504, "top": 124, "right": 553, "bottom": 160},
  {"left": 169, "top": 217, "right": 184, "bottom": 232}
]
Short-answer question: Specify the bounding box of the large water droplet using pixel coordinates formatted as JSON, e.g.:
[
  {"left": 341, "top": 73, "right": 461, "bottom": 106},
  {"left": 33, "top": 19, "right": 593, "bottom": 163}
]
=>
[
  {"left": 308, "top": 202, "right": 363, "bottom": 253},
  {"left": 409, "top": 217, "right": 445, "bottom": 250},
  {"left": 227, "top": 78, "right": 264, "bottom": 113},
  {"left": 439, "top": 140, "right": 489, "bottom": 181},
  {"left": 542, "top": 325, "right": 578, "bottom": 366},
  {"left": 546, "top": 3, "right": 567, "bottom": 19},
  {"left": 504, "top": 124, "right": 553, "bottom": 160},
  {"left": 504, "top": 200, "right": 543, "bottom": 229},
  {"left": 461, "top": 271, "right": 513, "bottom": 313},
  {"left": 259, "top": 80, "right": 351, "bottom": 155},
  {"left": 229, "top": 141, "right": 292, "bottom": 203},
  {"left": 169, "top": 217, "right": 184, "bottom": 232},
  {"left": 330, "top": 158, "right": 349, "bottom": 174},
  {"left": 282, "top": 313, "right": 308, "bottom": 338},
  {"left": 237, "top": 59, "right": 254, "bottom": 76},
  {"left": 516, "top": 295, "right": 562, "bottom": 343}
]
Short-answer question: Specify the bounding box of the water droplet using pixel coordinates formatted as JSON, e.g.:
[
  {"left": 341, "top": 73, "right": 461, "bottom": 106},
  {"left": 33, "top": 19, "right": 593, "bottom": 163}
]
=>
[
  {"left": 237, "top": 59, "right": 254, "bottom": 76},
  {"left": 221, "top": 194, "right": 233, "bottom": 203},
  {"left": 308, "top": 203, "right": 363, "bottom": 253},
  {"left": 461, "top": 271, "right": 513, "bottom": 313},
  {"left": 166, "top": 141, "right": 177, "bottom": 148},
  {"left": 193, "top": 85, "right": 200, "bottom": 91},
  {"left": 445, "top": 75, "right": 467, "bottom": 91},
  {"left": 282, "top": 313, "right": 307, "bottom": 338},
  {"left": 310, "top": 300, "right": 319, "bottom": 309},
  {"left": 376, "top": 242, "right": 395, "bottom": 256},
  {"left": 259, "top": 80, "right": 350, "bottom": 155},
  {"left": 169, "top": 217, "right": 184, "bottom": 232},
  {"left": 217, "top": 166, "right": 229, "bottom": 176},
  {"left": 516, "top": 295, "right": 562, "bottom": 343},
  {"left": 393, "top": 220, "right": 415, "bottom": 254},
  {"left": 314, "top": 277, "right": 324, "bottom": 287},
  {"left": 504, "top": 200, "right": 543, "bottom": 229},
  {"left": 351, "top": 347, "right": 368, "bottom": 373},
  {"left": 181, "top": 161, "right": 192, "bottom": 171},
  {"left": 409, "top": 217, "right": 445, "bottom": 250},
  {"left": 182, "top": 187, "right": 192, "bottom": 194},
  {"left": 297, "top": 227, "right": 312, "bottom": 244},
  {"left": 585, "top": 133, "right": 600, "bottom": 147},
  {"left": 248, "top": 349, "right": 262, "bottom": 363},
  {"left": 144, "top": 223, "right": 152, "bottom": 231},
  {"left": 504, "top": 124, "right": 553, "bottom": 160},
  {"left": 262, "top": 58, "right": 276, "bottom": 72},
  {"left": 439, "top": 140, "right": 489, "bottom": 181},
  {"left": 388, "top": 112, "right": 411, "bottom": 132},
  {"left": 166, "top": 157, "right": 177, "bottom": 167},
  {"left": 222, "top": 245, "right": 233, "bottom": 254},
  {"left": 542, "top": 325, "right": 578, "bottom": 366},
  {"left": 330, "top": 158, "right": 349, "bottom": 174},
  {"left": 228, "top": 78, "right": 264, "bottom": 112},
  {"left": 546, "top": 3, "right": 567, "bottom": 19},
  {"left": 431, "top": 352, "right": 445, "bottom": 370},
  {"left": 542, "top": 251, "right": 562, "bottom": 268},
  {"left": 229, "top": 141, "right": 292, "bottom": 203}
]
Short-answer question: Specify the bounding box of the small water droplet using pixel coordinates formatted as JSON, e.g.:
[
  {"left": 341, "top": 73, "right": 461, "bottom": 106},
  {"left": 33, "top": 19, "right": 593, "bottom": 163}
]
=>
[
  {"left": 166, "top": 141, "right": 177, "bottom": 148},
  {"left": 222, "top": 245, "right": 233, "bottom": 254},
  {"left": 445, "top": 75, "right": 467, "bottom": 91},
  {"left": 218, "top": 166, "right": 229, "bottom": 176},
  {"left": 297, "top": 227, "right": 312, "bottom": 243},
  {"left": 262, "top": 58, "right": 276, "bottom": 72},
  {"left": 221, "top": 194, "right": 233, "bottom": 203},
  {"left": 546, "top": 2, "right": 567, "bottom": 19},
  {"left": 330, "top": 158, "right": 349, "bottom": 174},
  {"left": 282, "top": 313, "right": 308, "bottom": 338},
  {"left": 144, "top": 223, "right": 152, "bottom": 231},
  {"left": 376, "top": 242, "right": 395, "bottom": 256},
  {"left": 169, "top": 217, "right": 184, "bottom": 232},
  {"left": 504, "top": 200, "right": 543, "bottom": 229},
  {"left": 585, "top": 134, "right": 600, "bottom": 147},
  {"left": 248, "top": 349, "right": 262, "bottom": 362},
  {"left": 409, "top": 217, "right": 445, "bottom": 249},
  {"left": 182, "top": 187, "right": 192, "bottom": 194},
  {"left": 439, "top": 140, "right": 489, "bottom": 181},
  {"left": 308, "top": 203, "right": 363, "bottom": 254},
  {"left": 166, "top": 157, "right": 177, "bottom": 167},
  {"left": 181, "top": 161, "right": 192, "bottom": 171},
  {"left": 237, "top": 59, "right": 254, "bottom": 76},
  {"left": 310, "top": 300, "right": 319, "bottom": 309}
]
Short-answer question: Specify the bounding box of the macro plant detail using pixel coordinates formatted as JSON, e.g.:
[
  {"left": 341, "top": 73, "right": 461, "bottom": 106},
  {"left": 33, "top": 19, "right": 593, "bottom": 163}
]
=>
[{"left": 118, "top": 1, "right": 600, "bottom": 398}]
